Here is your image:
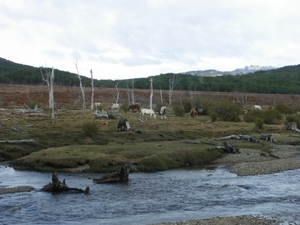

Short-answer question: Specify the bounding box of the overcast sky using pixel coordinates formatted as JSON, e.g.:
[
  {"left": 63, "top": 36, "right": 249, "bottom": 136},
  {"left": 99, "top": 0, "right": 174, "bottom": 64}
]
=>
[{"left": 1, "top": 0, "right": 299, "bottom": 80}]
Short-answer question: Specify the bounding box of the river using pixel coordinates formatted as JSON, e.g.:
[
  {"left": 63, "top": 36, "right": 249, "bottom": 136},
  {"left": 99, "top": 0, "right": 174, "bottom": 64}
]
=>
[{"left": 1, "top": 164, "right": 299, "bottom": 225}]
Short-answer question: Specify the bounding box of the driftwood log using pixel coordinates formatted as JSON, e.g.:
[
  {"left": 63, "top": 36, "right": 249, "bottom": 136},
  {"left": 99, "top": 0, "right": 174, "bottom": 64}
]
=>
[
  {"left": 93, "top": 162, "right": 134, "bottom": 184},
  {"left": 208, "top": 141, "right": 240, "bottom": 154},
  {"left": 286, "top": 122, "right": 300, "bottom": 133},
  {"left": 0, "top": 139, "right": 35, "bottom": 144},
  {"left": 94, "top": 109, "right": 115, "bottom": 119},
  {"left": 40, "top": 172, "right": 89, "bottom": 194},
  {"left": 215, "top": 134, "right": 258, "bottom": 142},
  {"left": 260, "top": 133, "right": 276, "bottom": 142}
]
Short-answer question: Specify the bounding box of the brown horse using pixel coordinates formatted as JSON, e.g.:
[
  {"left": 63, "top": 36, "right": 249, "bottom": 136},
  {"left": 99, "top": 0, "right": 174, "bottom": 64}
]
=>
[
  {"left": 128, "top": 104, "right": 140, "bottom": 112},
  {"left": 191, "top": 107, "right": 203, "bottom": 117}
]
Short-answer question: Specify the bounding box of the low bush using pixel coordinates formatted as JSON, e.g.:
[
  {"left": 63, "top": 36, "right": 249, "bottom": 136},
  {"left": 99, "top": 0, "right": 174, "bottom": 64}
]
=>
[
  {"left": 82, "top": 121, "right": 99, "bottom": 137},
  {"left": 121, "top": 102, "right": 130, "bottom": 112},
  {"left": 254, "top": 117, "right": 264, "bottom": 129},
  {"left": 244, "top": 109, "right": 283, "bottom": 124},
  {"left": 275, "top": 104, "right": 293, "bottom": 115},
  {"left": 286, "top": 114, "right": 300, "bottom": 127},
  {"left": 172, "top": 104, "right": 185, "bottom": 117},
  {"left": 210, "top": 112, "right": 218, "bottom": 122},
  {"left": 211, "top": 100, "right": 242, "bottom": 121},
  {"left": 182, "top": 97, "right": 192, "bottom": 113}
]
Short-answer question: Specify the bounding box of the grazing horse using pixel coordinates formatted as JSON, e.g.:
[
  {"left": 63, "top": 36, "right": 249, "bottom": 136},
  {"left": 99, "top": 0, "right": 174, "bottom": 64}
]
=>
[
  {"left": 254, "top": 105, "right": 262, "bottom": 110},
  {"left": 140, "top": 108, "right": 156, "bottom": 119},
  {"left": 112, "top": 103, "right": 119, "bottom": 111},
  {"left": 191, "top": 107, "right": 203, "bottom": 117},
  {"left": 159, "top": 106, "right": 167, "bottom": 119},
  {"left": 94, "top": 102, "right": 102, "bottom": 108},
  {"left": 117, "top": 118, "right": 130, "bottom": 131},
  {"left": 128, "top": 104, "right": 140, "bottom": 112}
]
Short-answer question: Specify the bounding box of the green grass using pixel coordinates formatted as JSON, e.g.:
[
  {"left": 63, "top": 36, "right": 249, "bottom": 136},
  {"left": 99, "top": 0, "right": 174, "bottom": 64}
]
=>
[{"left": 1, "top": 107, "right": 297, "bottom": 173}]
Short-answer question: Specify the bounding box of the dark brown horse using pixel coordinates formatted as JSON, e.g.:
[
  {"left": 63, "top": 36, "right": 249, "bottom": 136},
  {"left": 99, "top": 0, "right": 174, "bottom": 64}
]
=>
[
  {"left": 117, "top": 118, "right": 130, "bottom": 131},
  {"left": 128, "top": 104, "right": 140, "bottom": 112},
  {"left": 191, "top": 107, "right": 203, "bottom": 117}
]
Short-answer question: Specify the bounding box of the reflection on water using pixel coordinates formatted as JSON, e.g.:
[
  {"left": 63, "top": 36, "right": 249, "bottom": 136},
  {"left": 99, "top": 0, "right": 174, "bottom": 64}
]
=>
[{"left": 1, "top": 164, "right": 299, "bottom": 225}]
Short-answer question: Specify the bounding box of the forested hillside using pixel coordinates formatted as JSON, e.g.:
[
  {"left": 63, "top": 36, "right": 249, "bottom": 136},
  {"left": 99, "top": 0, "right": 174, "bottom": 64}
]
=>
[{"left": 0, "top": 57, "right": 299, "bottom": 94}]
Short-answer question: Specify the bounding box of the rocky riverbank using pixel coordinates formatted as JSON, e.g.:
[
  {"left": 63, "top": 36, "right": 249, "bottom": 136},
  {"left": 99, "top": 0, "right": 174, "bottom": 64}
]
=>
[
  {"left": 214, "top": 144, "right": 300, "bottom": 176},
  {"left": 150, "top": 215, "right": 283, "bottom": 225},
  {"left": 151, "top": 144, "right": 300, "bottom": 225}
]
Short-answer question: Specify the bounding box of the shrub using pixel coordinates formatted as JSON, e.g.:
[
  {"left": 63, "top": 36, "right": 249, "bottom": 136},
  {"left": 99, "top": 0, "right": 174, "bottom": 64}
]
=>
[
  {"left": 172, "top": 104, "right": 185, "bottom": 117},
  {"left": 82, "top": 121, "right": 99, "bottom": 137},
  {"left": 181, "top": 97, "right": 192, "bottom": 113},
  {"left": 254, "top": 117, "right": 264, "bottom": 129},
  {"left": 262, "top": 109, "right": 283, "bottom": 124},
  {"left": 244, "top": 109, "right": 264, "bottom": 122},
  {"left": 209, "top": 112, "right": 218, "bottom": 122},
  {"left": 120, "top": 102, "right": 129, "bottom": 113},
  {"left": 211, "top": 100, "right": 242, "bottom": 121},
  {"left": 286, "top": 114, "right": 300, "bottom": 127},
  {"left": 275, "top": 104, "right": 293, "bottom": 115}
]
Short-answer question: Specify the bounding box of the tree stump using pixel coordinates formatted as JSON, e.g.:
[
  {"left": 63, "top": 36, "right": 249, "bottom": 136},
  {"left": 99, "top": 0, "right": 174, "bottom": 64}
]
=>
[
  {"left": 286, "top": 122, "right": 300, "bottom": 132},
  {"left": 40, "top": 172, "right": 89, "bottom": 194},
  {"left": 93, "top": 162, "right": 134, "bottom": 184}
]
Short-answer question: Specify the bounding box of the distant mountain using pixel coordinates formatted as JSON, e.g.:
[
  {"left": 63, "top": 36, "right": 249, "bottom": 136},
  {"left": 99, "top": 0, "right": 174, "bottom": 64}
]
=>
[{"left": 183, "top": 65, "right": 277, "bottom": 77}]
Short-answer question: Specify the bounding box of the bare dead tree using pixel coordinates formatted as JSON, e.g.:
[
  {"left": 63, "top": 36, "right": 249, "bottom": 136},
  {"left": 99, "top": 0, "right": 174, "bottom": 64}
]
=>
[
  {"left": 40, "top": 67, "right": 52, "bottom": 109},
  {"left": 90, "top": 69, "right": 94, "bottom": 110},
  {"left": 40, "top": 67, "right": 55, "bottom": 120},
  {"left": 74, "top": 62, "right": 86, "bottom": 110},
  {"left": 169, "top": 74, "right": 179, "bottom": 105},
  {"left": 149, "top": 78, "right": 153, "bottom": 109},
  {"left": 113, "top": 82, "right": 120, "bottom": 104},
  {"left": 126, "top": 84, "right": 131, "bottom": 104},
  {"left": 49, "top": 68, "right": 55, "bottom": 120},
  {"left": 131, "top": 78, "right": 135, "bottom": 105}
]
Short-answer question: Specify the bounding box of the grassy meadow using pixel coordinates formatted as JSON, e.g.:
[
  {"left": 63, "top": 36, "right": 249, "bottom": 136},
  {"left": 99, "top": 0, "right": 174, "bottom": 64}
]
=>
[{"left": 1, "top": 100, "right": 299, "bottom": 174}]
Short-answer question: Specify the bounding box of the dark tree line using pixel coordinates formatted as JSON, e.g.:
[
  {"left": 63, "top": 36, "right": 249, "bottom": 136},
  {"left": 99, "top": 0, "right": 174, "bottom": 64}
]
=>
[{"left": 1, "top": 57, "right": 300, "bottom": 94}]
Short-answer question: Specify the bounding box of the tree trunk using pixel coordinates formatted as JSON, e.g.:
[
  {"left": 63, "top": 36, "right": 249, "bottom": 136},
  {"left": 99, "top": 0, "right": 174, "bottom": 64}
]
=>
[
  {"left": 90, "top": 69, "right": 94, "bottom": 110},
  {"left": 74, "top": 62, "right": 86, "bottom": 110},
  {"left": 50, "top": 68, "right": 55, "bottom": 120},
  {"left": 149, "top": 78, "right": 153, "bottom": 110},
  {"left": 131, "top": 79, "right": 135, "bottom": 105}
]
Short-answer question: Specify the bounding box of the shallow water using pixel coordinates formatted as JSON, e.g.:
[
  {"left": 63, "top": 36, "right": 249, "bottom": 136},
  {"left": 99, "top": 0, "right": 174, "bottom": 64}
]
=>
[{"left": 1, "top": 164, "right": 299, "bottom": 225}]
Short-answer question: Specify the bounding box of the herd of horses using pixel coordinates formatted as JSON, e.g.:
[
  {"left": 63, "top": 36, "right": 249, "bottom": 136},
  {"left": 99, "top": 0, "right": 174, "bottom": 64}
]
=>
[
  {"left": 110, "top": 103, "right": 270, "bottom": 131},
  {"left": 115, "top": 104, "right": 203, "bottom": 131}
]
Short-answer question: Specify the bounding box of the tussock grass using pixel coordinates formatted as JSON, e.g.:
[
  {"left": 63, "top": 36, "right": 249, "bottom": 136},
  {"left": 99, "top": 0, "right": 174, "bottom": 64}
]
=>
[{"left": 1, "top": 106, "right": 297, "bottom": 173}]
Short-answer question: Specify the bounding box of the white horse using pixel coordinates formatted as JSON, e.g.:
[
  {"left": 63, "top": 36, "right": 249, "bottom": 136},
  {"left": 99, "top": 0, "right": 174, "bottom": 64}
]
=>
[
  {"left": 94, "top": 102, "right": 102, "bottom": 108},
  {"left": 254, "top": 105, "right": 262, "bottom": 110},
  {"left": 140, "top": 108, "right": 156, "bottom": 119},
  {"left": 111, "top": 103, "right": 120, "bottom": 111},
  {"left": 159, "top": 106, "right": 167, "bottom": 119}
]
